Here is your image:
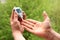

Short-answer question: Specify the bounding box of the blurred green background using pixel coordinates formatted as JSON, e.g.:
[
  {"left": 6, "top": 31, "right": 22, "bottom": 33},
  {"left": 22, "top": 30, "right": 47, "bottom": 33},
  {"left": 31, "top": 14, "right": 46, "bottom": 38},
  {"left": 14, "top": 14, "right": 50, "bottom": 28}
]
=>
[{"left": 0, "top": 0, "right": 60, "bottom": 40}]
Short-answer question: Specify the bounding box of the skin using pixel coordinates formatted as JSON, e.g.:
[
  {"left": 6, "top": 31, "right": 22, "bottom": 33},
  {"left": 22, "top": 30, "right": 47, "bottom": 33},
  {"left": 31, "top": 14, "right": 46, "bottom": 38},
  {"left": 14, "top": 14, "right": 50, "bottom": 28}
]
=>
[
  {"left": 10, "top": 10, "right": 26, "bottom": 40},
  {"left": 10, "top": 10, "right": 60, "bottom": 40},
  {"left": 22, "top": 11, "right": 60, "bottom": 40},
  {"left": 22, "top": 11, "right": 51, "bottom": 38}
]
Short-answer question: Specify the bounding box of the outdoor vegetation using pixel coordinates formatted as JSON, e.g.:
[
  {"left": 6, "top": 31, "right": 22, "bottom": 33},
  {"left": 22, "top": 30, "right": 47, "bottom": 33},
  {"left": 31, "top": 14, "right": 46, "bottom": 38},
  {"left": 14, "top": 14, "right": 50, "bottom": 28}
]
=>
[{"left": 0, "top": 0, "right": 60, "bottom": 40}]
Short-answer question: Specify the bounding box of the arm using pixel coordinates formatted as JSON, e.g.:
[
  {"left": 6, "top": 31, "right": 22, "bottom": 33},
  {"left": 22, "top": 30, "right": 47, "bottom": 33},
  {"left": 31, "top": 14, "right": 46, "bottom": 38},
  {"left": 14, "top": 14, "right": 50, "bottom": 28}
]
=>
[
  {"left": 22, "top": 11, "right": 60, "bottom": 40},
  {"left": 12, "top": 31, "right": 25, "bottom": 40},
  {"left": 46, "top": 29, "right": 60, "bottom": 40},
  {"left": 10, "top": 10, "right": 25, "bottom": 40}
]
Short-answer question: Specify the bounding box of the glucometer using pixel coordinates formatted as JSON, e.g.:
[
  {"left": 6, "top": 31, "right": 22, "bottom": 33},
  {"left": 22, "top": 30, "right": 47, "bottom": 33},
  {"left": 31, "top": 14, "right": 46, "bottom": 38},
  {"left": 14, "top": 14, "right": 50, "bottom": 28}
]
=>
[{"left": 13, "top": 7, "right": 23, "bottom": 19}]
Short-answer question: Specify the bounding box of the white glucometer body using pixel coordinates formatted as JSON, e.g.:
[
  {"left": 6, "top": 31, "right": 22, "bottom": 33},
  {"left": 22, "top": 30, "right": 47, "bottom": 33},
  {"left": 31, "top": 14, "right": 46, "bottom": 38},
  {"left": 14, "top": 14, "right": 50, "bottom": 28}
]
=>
[{"left": 13, "top": 7, "right": 23, "bottom": 19}]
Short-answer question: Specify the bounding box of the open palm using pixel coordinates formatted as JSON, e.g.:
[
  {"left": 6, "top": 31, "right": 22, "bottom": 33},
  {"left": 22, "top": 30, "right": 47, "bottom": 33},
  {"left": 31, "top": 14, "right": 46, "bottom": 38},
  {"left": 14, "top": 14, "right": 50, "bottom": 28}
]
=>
[{"left": 22, "top": 11, "right": 51, "bottom": 38}]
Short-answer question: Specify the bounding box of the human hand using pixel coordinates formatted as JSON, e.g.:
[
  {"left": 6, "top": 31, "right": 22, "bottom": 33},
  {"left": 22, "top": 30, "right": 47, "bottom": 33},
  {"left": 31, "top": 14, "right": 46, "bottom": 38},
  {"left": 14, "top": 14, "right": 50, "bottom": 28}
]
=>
[
  {"left": 10, "top": 10, "right": 26, "bottom": 40},
  {"left": 10, "top": 10, "right": 24, "bottom": 33},
  {"left": 22, "top": 11, "right": 51, "bottom": 38}
]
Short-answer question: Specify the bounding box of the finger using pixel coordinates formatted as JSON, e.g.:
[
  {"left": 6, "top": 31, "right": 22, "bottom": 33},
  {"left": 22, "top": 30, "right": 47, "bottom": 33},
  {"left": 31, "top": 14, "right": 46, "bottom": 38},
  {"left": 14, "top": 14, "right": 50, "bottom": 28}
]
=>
[
  {"left": 18, "top": 16, "right": 22, "bottom": 22},
  {"left": 10, "top": 10, "right": 14, "bottom": 21},
  {"left": 14, "top": 11, "right": 18, "bottom": 20},
  {"left": 26, "top": 19, "right": 39, "bottom": 24},
  {"left": 43, "top": 11, "right": 50, "bottom": 22},
  {"left": 18, "top": 11, "right": 26, "bottom": 22},
  {"left": 24, "top": 25, "right": 34, "bottom": 33},
  {"left": 22, "top": 11, "right": 26, "bottom": 20},
  {"left": 23, "top": 20, "right": 35, "bottom": 26},
  {"left": 22, "top": 22, "right": 34, "bottom": 29}
]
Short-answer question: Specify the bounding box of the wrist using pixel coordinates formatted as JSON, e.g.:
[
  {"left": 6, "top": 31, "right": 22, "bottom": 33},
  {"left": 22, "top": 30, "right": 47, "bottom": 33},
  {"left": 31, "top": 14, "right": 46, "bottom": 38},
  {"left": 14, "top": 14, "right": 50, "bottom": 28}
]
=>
[
  {"left": 12, "top": 31, "right": 23, "bottom": 36},
  {"left": 12, "top": 31, "right": 25, "bottom": 40},
  {"left": 45, "top": 29, "right": 60, "bottom": 40},
  {"left": 45, "top": 29, "right": 54, "bottom": 40}
]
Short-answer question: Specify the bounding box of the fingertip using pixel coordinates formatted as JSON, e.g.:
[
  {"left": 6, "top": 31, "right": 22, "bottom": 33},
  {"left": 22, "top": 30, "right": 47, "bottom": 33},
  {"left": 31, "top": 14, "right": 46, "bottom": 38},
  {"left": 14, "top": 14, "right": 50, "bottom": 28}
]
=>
[
  {"left": 22, "top": 11, "right": 25, "bottom": 15},
  {"left": 22, "top": 11, "right": 24, "bottom": 13},
  {"left": 43, "top": 11, "right": 48, "bottom": 19},
  {"left": 11, "top": 9, "right": 15, "bottom": 21},
  {"left": 43, "top": 11, "right": 50, "bottom": 22},
  {"left": 12, "top": 9, "right": 15, "bottom": 13},
  {"left": 43, "top": 11, "right": 47, "bottom": 16},
  {"left": 43, "top": 11, "right": 46, "bottom": 13}
]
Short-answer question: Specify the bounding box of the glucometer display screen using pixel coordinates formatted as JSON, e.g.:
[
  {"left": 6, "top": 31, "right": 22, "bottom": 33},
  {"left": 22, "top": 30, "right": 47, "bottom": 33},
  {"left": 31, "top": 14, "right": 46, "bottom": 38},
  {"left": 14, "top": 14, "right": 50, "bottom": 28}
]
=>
[{"left": 16, "top": 9, "right": 21, "bottom": 13}]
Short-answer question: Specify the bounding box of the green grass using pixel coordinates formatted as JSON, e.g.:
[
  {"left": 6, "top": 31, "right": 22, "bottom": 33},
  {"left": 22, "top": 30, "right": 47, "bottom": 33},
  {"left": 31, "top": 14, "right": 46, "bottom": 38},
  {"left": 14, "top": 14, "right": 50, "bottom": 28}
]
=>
[{"left": 0, "top": 0, "right": 60, "bottom": 40}]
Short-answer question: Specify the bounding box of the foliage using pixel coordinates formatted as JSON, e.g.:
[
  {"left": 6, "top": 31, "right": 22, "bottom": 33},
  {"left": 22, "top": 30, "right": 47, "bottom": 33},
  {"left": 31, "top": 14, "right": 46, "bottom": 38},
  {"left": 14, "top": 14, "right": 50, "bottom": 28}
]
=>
[{"left": 0, "top": 0, "right": 60, "bottom": 40}]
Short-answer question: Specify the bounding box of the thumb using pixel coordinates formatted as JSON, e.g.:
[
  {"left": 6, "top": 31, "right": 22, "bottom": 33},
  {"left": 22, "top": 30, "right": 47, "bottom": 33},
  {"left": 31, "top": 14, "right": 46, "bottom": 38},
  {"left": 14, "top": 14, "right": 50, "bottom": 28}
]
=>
[
  {"left": 43, "top": 11, "right": 50, "bottom": 22},
  {"left": 43, "top": 11, "right": 51, "bottom": 29}
]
